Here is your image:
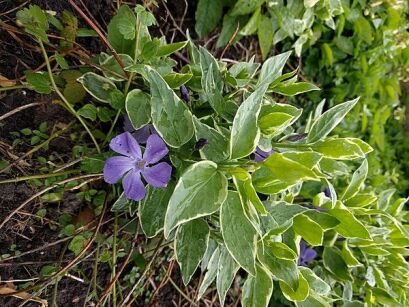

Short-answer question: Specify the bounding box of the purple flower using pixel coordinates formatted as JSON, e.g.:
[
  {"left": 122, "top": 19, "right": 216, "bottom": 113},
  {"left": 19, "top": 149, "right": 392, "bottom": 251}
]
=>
[
  {"left": 133, "top": 124, "right": 158, "bottom": 144},
  {"left": 104, "top": 132, "right": 172, "bottom": 201},
  {"left": 123, "top": 115, "right": 135, "bottom": 133},
  {"left": 298, "top": 241, "right": 317, "bottom": 267},
  {"left": 180, "top": 85, "right": 190, "bottom": 102},
  {"left": 254, "top": 147, "right": 274, "bottom": 162}
]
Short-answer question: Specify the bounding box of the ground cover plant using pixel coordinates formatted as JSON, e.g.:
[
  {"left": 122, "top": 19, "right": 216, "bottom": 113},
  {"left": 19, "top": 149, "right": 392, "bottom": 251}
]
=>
[
  {"left": 195, "top": 0, "right": 409, "bottom": 195},
  {"left": 0, "top": 1, "right": 408, "bottom": 306}
]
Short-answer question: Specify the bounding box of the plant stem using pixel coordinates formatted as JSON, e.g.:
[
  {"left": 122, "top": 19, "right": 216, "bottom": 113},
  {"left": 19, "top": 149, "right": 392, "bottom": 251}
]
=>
[
  {"left": 112, "top": 213, "right": 118, "bottom": 307},
  {"left": 38, "top": 39, "right": 101, "bottom": 153},
  {"left": 0, "top": 84, "right": 30, "bottom": 92},
  {"left": 102, "top": 17, "right": 142, "bottom": 146},
  {"left": 0, "top": 170, "right": 80, "bottom": 184}
]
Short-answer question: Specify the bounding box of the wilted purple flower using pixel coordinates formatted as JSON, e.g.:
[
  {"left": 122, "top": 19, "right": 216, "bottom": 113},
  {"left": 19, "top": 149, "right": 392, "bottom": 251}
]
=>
[
  {"left": 133, "top": 124, "right": 158, "bottom": 144},
  {"left": 298, "top": 241, "right": 317, "bottom": 267},
  {"left": 104, "top": 132, "right": 172, "bottom": 201},
  {"left": 123, "top": 115, "right": 135, "bottom": 133},
  {"left": 195, "top": 138, "right": 209, "bottom": 150},
  {"left": 180, "top": 85, "right": 190, "bottom": 102},
  {"left": 254, "top": 147, "right": 274, "bottom": 162}
]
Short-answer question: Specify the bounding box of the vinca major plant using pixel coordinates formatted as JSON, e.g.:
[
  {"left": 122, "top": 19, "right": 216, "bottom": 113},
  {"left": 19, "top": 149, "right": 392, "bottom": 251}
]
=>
[{"left": 15, "top": 3, "right": 409, "bottom": 306}]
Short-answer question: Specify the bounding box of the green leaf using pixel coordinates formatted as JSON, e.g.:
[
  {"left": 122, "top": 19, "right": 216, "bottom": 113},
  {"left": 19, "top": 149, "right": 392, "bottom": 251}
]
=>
[
  {"left": 302, "top": 211, "right": 340, "bottom": 230},
  {"left": 216, "top": 246, "right": 240, "bottom": 306},
  {"left": 341, "top": 160, "right": 368, "bottom": 201},
  {"left": 100, "top": 53, "right": 133, "bottom": 81},
  {"left": 240, "top": 7, "right": 261, "bottom": 36},
  {"left": 267, "top": 242, "right": 298, "bottom": 260},
  {"left": 195, "top": 0, "right": 223, "bottom": 38},
  {"left": 257, "top": 240, "right": 299, "bottom": 291},
  {"left": 145, "top": 66, "right": 194, "bottom": 148},
  {"left": 258, "top": 51, "right": 292, "bottom": 86},
  {"left": 139, "top": 183, "right": 174, "bottom": 238},
  {"left": 77, "top": 104, "right": 97, "bottom": 121},
  {"left": 109, "top": 89, "right": 125, "bottom": 110},
  {"left": 162, "top": 72, "right": 192, "bottom": 88},
  {"left": 241, "top": 264, "right": 273, "bottom": 307},
  {"left": 253, "top": 153, "right": 319, "bottom": 194},
  {"left": 233, "top": 172, "right": 267, "bottom": 216},
  {"left": 299, "top": 267, "right": 330, "bottom": 296},
  {"left": 220, "top": 191, "right": 258, "bottom": 275},
  {"left": 175, "top": 219, "right": 210, "bottom": 285},
  {"left": 307, "top": 98, "right": 359, "bottom": 143},
  {"left": 198, "top": 247, "right": 220, "bottom": 299},
  {"left": 193, "top": 117, "right": 229, "bottom": 162},
  {"left": 311, "top": 138, "right": 365, "bottom": 160},
  {"left": 341, "top": 241, "right": 361, "bottom": 267},
  {"left": 321, "top": 43, "right": 333, "bottom": 67},
  {"left": 117, "top": 10, "right": 137, "bottom": 40},
  {"left": 68, "top": 235, "right": 86, "bottom": 256},
  {"left": 230, "top": 83, "right": 269, "bottom": 159},
  {"left": 293, "top": 214, "right": 324, "bottom": 246},
  {"left": 55, "top": 53, "right": 69, "bottom": 70},
  {"left": 329, "top": 207, "right": 371, "bottom": 239},
  {"left": 231, "top": 0, "right": 265, "bottom": 16},
  {"left": 257, "top": 15, "right": 274, "bottom": 60},
  {"left": 272, "top": 82, "right": 320, "bottom": 96},
  {"left": 157, "top": 41, "right": 188, "bottom": 57},
  {"left": 111, "top": 192, "right": 131, "bottom": 212},
  {"left": 279, "top": 272, "right": 309, "bottom": 302},
  {"left": 125, "top": 89, "right": 151, "bottom": 130},
  {"left": 77, "top": 72, "right": 117, "bottom": 103},
  {"left": 16, "top": 5, "right": 49, "bottom": 42},
  {"left": 164, "top": 161, "right": 228, "bottom": 237},
  {"left": 107, "top": 5, "right": 136, "bottom": 55},
  {"left": 216, "top": 14, "right": 245, "bottom": 48},
  {"left": 26, "top": 72, "right": 52, "bottom": 94},
  {"left": 323, "top": 246, "right": 352, "bottom": 281},
  {"left": 258, "top": 103, "right": 302, "bottom": 137}
]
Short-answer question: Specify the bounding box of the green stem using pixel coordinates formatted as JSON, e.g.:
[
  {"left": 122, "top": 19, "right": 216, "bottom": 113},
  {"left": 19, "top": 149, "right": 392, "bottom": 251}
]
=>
[
  {"left": 0, "top": 170, "right": 80, "bottom": 184},
  {"left": 102, "top": 18, "right": 142, "bottom": 146},
  {"left": 0, "top": 84, "right": 30, "bottom": 92},
  {"left": 38, "top": 40, "right": 101, "bottom": 153}
]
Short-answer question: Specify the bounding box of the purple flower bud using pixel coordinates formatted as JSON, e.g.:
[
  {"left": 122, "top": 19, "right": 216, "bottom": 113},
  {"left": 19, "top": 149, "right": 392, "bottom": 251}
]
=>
[
  {"left": 195, "top": 138, "right": 209, "bottom": 150},
  {"left": 180, "top": 85, "right": 190, "bottom": 102},
  {"left": 323, "top": 187, "right": 332, "bottom": 199}
]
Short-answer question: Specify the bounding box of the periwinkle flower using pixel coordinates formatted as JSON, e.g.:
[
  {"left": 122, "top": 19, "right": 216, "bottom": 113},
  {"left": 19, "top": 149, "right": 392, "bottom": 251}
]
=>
[
  {"left": 133, "top": 124, "right": 158, "bottom": 144},
  {"left": 104, "top": 132, "right": 172, "bottom": 201},
  {"left": 298, "top": 240, "right": 317, "bottom": 267},
  {"left": 180, "top": 85, "right": 190, "bottom": 102},
  {"left": 254, "top": 147, "right": 274, "bottom": 162}
]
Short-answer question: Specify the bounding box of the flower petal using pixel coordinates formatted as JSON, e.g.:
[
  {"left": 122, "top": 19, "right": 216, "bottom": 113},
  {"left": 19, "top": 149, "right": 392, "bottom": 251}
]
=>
[
  {"left": 103, "top": 156, "right": 134, "bottom": 184},
  {"left": 303, "top": 248, "right": 317, "bottom": 262},
  {"left": 133, "top": 124, "right": 157, "bottom": 144},
  {"left": 122, "top": 169, "right": 146, "bottom": 201},
  {"left": 109, "top": 132, "right": 142, "bottom": 158},
  {"left": 143, "top": 134, "right": 169, "bottom": 164},
  {"left": 142, "top": 162, "right": 172, "bottom": 188}
]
